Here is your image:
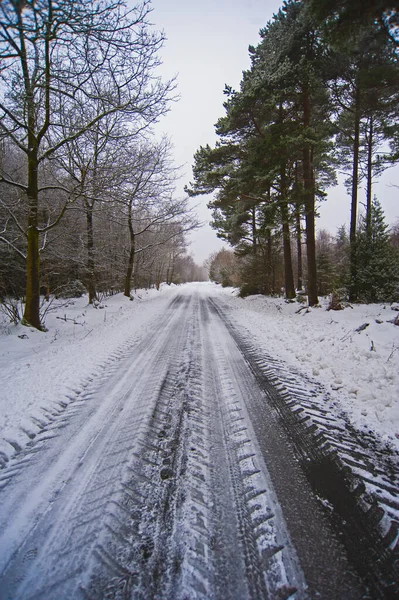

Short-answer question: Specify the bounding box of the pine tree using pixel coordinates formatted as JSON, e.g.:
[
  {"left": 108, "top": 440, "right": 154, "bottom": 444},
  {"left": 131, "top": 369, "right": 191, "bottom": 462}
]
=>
[
  {"left": 334, "top": 225, "right": 351, "bottom": 292},
  {"left": 320, "top": 12, "right": 399, "bottom": 301},
  {"left": 188, "top": 1, "right": 337, "bottom": 305},
  {"left": 305, "top": 1, "right": 399, "bottom": 47},
  {"left": 243, "top": 0, "right": 337, "bottom": 305},
  {"left": 316, "top": 230, "right": 337, "bottom": 295},
  {"left": 354, "top": 198, "right": 399, "bottom": 302}
]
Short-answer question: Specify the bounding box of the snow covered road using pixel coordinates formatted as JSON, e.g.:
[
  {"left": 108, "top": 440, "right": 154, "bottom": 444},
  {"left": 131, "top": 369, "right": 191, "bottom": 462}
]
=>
[{"left": 0, "top": 286, "right": 397, "bottom": 598}]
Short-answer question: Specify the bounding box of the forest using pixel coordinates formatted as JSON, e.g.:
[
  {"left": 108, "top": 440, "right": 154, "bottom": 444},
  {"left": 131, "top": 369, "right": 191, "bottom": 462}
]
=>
[
  {"left": 0, "top": 0, "right": 206, "bottom": 331},
  {"left": 1, "top": 1, "right": 399, "bottom": 333},
  {"left": 188, "top": 0, "right": 399, "bottom": 306}
]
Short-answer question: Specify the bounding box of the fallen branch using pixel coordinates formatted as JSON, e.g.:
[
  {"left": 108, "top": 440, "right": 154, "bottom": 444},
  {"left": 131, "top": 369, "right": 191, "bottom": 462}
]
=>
[
  {"left": 56, "top": 315, "right": 84, "bottom": 325},
  {"left": 355, "top": 323, "right": 369, "bottom": 333},
  {"left": 387, "top": 345, "right": 398, "bottom": 362}
]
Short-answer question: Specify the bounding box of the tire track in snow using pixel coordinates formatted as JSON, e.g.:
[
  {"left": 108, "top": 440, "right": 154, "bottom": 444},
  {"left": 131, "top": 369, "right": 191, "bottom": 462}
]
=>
[
  {"left": 201, "top": 298, "right": 304, "bottom": 600},
  {"left": 0, "top": 295, "right": 192, "bottom": 599},
  {"left": 0, "top": 295, "right": 183, "bottom": 476},
  {"left": 208, "top": 295, "right": 399, "bottom": 598},
  {"left": 83, "top": 293, "right": 305, "bottom": 600},
  {"left": 83, "top": 301, "right": 202, "bottom": 599}
]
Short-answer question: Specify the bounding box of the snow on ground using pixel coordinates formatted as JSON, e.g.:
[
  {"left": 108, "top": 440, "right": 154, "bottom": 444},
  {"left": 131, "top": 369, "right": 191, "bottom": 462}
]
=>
[
  {"left": 0, "top": 282, "right": 398, "bottom": 465},
  {"left": 216, "top": 286, "right": 399, "bottom": 451},
  {"left": 0, "top": 285, "right": 178, "bottom": 463}
]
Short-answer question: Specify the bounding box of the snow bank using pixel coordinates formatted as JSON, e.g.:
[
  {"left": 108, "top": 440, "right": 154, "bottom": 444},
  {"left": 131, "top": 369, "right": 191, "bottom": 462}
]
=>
[
  {"left": 0, "top": 287, "right": 176, "bottom": 463},
  {"left": 217, "top": 287, "right": 399, "bottom": 451}
]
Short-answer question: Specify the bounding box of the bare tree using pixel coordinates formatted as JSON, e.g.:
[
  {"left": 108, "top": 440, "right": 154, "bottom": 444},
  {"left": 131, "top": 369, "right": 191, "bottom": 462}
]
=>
[
  {"left": 0, "top": 0, "right": 173, "bottom": 328},
  {"left": 173, "top": 254, "right": 208, "bottom": 283},
  {"left": 119, "top": 139, "right": 199, "bottom": 297},
  {"left": 58, "top": 112, "right": 132, "bottom": 303}
]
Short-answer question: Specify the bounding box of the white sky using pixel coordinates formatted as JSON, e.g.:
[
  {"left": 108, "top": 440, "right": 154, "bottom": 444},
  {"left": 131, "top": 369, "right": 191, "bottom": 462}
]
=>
[{"left": 148, "top": 0, "right": 399, "bottom": 265}]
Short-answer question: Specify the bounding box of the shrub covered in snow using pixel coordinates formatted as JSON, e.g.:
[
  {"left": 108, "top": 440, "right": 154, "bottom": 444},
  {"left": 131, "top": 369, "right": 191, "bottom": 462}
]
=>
[{"left": 56, "top": 280, "right": 87, "bottom": 299}]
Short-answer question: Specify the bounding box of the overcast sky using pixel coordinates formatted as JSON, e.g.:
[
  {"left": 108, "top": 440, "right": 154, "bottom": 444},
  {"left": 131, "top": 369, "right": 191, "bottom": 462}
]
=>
[{"left": 148, "top": 0, "right": 399, "bottom": 265}]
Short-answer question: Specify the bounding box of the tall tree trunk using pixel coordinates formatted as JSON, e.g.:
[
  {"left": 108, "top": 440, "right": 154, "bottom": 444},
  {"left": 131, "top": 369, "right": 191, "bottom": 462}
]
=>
[
  {"left": 349, "top": 85, "right": 361, "bottom": 302},
  {"left": 22, "top": 1, "right": 52, "bottom": 330},
  {"left": 264, "top": 185, "right": 273, "bottom": 294},
  {"left": 155, "top": 265, "right": 162, "bottom": 290},
  {"left": 23, "top": 148, "right": 42, "bottom": 329},
  {"left": 366, "top": 114, "right": 373, "bottom": 237},
  {"left": 302, "top": 86, "right": 318, "bottom": 306},
  {"left": 266, "top": 230, "right": 273, "bottom": 294},
  {"left": 168, "top": 254, "right": 175, "bottom": 284},
  {"left": 86, "top": 202, "right": 96, "bottom": 303},
  {"left": 295, "top": 205, "right": 303, "bottom": 292},
  {"left": 124, "top": 203, "right": 135, "bottom": 297},
  {"left": 251, "top": 206, "right": 257, "bottom": 255},
  {"left": 280, "top": 167, "right": 296, "bottom": 299},
  {"left": 294, "top": 163, "right": 303, "bottom": 291}
]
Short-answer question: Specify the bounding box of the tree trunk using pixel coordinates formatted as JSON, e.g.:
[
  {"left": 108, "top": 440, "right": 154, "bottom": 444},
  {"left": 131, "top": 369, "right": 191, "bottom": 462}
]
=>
[
  {"left": 86, "top": 202, "right": 97, "bottom": 303},
  {"left": 124, "top": 241, "right": 135, "bottom": 298},
  {"left": 266, "top": 231, "right": 273, "bottom": 295},
  {"left": 251, "top": 206, "right": 257, "bottom": 255},
  {"left": 264, "top": 185, "right": 273, "bottom": 294},
  {"left": 168, "top": 255, "right": 175, "bottom": 284},
  {"left": 23, "top": 149, "right": 42, "bottom": 329},
  {"left": 302, "top": 86, "right": 318, "bottom": 306},
  {"left": 349, "top": 85, "right": 361, "bottom": 302},
  {"left": 294, "top": 163, "right": 303, "bottom": 291},
  {"left": 280, "top": 167, "right": 296, "bottom": 299},
  {"left": 366, "top": 114, "right": 373, "bottom": 237},
  {"left": 295, "top": 208, "right": 303, "bottom": 292},
  {"left": 24, "top": 210, "right": 41, "bottom": 328},
  {"left": 282, "top": 220, "right": 295, "bottom": 299},
  {"left": 124, "top": 203, "right": 135, "bottom": 297},
  {"left": 156, "top": 268, "right": 162, "bottom": 290}
]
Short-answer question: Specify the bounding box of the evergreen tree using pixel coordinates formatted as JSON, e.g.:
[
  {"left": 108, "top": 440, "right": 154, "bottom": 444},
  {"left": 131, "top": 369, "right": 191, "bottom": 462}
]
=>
[
  {"left": 316, "top": 230, "right": 337, "bottom": 295},
  {"left": 187, "top": 1, "right": 399, "bottom": 306},
  {"left": 334, "top": 225, "right": 351, "bottom": 292},
  {"left": 354, "top": 199, "right": 399, "bottom": 302},
  {"left": 188, "top": 1, "right": 336, "bottom": 304},
  {"left": 305, "top": 1, "right": 399, "bottom": 47},
  {"left": 316, "top": 7, "right": 399, "bottom": 301}
]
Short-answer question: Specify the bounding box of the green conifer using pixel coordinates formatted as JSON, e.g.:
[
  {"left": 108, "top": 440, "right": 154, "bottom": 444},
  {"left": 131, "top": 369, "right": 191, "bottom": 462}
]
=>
[{"left": 354, "top": 198, "right": 399, "bottom": 302}]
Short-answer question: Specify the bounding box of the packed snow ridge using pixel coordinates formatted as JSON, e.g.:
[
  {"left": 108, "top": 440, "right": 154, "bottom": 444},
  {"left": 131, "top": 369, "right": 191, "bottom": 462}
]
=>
[{"left": 0, "top": 282, "right": 398, "bottom": 464}]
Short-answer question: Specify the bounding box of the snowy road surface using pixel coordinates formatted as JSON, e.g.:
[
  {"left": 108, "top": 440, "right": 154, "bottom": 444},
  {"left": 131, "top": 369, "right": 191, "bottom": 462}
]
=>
[{"left": 0, "top": 287, "right": 397, "bottom": 598}]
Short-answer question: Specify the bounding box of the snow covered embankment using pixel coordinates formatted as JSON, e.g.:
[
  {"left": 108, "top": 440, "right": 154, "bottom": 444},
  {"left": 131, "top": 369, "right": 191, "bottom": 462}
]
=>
[
  {"left": 218, "top": 289, "right": 399, "bottom": 452},
  {"left": 0, "top": 287, "right": 177, "bottom": 465}
]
